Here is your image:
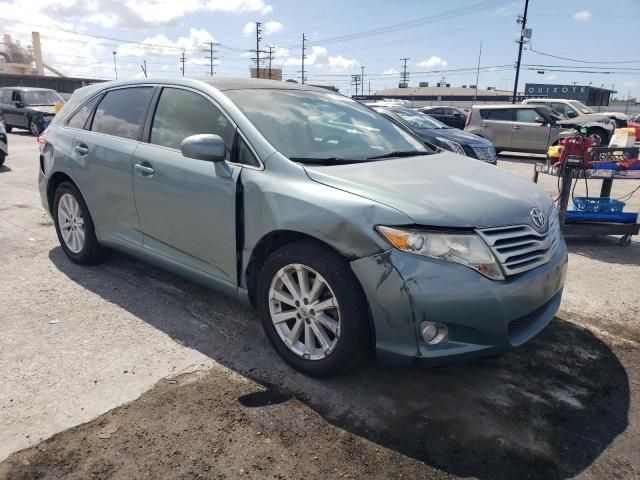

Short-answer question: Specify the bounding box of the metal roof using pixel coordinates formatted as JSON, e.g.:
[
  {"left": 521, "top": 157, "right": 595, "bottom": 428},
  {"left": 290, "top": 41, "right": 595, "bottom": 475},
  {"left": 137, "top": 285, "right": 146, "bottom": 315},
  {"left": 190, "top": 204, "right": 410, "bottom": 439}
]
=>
[{"left": 376, "top": 86, "right": 515, "bottom": 97}]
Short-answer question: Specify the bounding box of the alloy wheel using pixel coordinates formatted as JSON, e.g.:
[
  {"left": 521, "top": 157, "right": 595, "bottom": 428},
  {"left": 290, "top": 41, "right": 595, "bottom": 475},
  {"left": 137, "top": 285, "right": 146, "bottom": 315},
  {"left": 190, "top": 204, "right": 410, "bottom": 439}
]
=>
[
  {"left": 57, "top": 193, "right": 85, "bottom": 253},
  {"left": 268, "top": 263, "right": 341, "bottom": 361},
  {"left": 30, "top": 121, "right": 40, "bottom": 136}
]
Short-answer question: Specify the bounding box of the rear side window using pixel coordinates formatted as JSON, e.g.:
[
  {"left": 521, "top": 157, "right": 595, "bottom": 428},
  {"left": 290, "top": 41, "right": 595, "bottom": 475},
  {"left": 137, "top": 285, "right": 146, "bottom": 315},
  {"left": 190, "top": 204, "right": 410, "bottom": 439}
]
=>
[
  {"left": 515, "top": 109, "right": 540, "bottom": 123},
  {"left": 150, "top": 87, "right": 234, "bottom": 154},
  {"left": 67, "top": 95, "right": 101, "bottom": 130},
  {"left": 485, "top": 109, "right": 514, "bottom": 121},
  {"left": 91, "top": 87, "right": 154, "bottom": 141}
]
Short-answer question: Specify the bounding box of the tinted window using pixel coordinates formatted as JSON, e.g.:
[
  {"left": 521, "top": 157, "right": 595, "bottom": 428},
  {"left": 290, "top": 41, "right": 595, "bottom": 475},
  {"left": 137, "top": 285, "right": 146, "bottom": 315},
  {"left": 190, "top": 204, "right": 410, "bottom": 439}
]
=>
[
  {"left": 91, "top": 87, "right": 154, "bottom": 140},
  {"left": 429, "top": 108, "right": 443, "bottom": 114},
  {"left": 150, "top": 88, "right": 234, "bottom": 155},
  {"left": 391, "top": 108, "right": 448, "bottom": 129},
  {"left": 23, "top": 90, "right": 64, "bottom": 106},
  {"left": 67, "top": 95, "right": 101, "bottom": 130},
  {"left": 486, "top": 109, "right": 514, "bottom": 121},
  {"left": 515, "top": 109, "right": 540, "bottom": 123},
  {"left": 551, "top": 103, "right": 571, "bottom": 115},
  {"left": 12, "top": 91, "right": 22, "bottom": 103},
  {"left": 235, "top": 135, "right": 260, "bottom": 167}
]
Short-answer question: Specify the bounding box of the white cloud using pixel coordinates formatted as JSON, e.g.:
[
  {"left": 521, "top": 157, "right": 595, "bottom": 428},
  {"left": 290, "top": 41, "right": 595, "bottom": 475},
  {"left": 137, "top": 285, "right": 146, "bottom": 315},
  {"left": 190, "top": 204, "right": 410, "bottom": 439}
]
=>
[
  {"left": 242, "top": 20, "right": 282, "bottom": 36},
  {"left": 264, "top": 20, "right": 283, "bottom": 35},
  {"left": 573, "top": 10, "right": 592, "bottom": 21},
  {"left": 383, "top": 68, "right": 399, "bottom": 75},
  {"left": 118, "top": 28, "right": 216, "bottom": 57},
  {"left": 242, "top": 21, "right": 256, "bottom": 35},
  {"left": 545, "top": 74, "right": 557, "bottom": 81},
  {"left": 328, "top": 55, "right": 357, "bottom": 70},
  {"left": 0, "top": 0, "right": 274, "bottom": 29},
  {"left": 416, "top": 56, "right": 448, "bottom": 68}
]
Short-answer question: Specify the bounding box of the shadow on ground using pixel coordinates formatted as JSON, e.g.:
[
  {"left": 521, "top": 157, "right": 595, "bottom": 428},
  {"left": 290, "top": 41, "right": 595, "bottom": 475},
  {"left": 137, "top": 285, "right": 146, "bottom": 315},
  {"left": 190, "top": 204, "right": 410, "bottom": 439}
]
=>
[
  {"left": 48, "top": 247, "right": 630, "bottom": 480},
  {"left": 0, "top": 165, "right": 12, "bottom": 173},
  {"left": 566, "top": 235, "right": 640, "bottom": 266}
]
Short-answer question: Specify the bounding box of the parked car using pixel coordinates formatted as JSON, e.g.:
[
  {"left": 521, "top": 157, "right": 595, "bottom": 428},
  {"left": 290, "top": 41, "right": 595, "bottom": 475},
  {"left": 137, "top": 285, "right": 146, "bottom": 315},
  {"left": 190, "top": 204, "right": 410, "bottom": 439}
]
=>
[
  {"left": 418, "top": 106, "right": 468, "bottom": 129},
  {"left": 0, "top": 87, "right": 64, "bottom": 136},
  {"left": 522, "top": 98, "right": 619, "bottom": 143},
  {"left": 39, "top": 78, "right": 567, "bottom": 376},
  {"left": 372, "top": 106, "right": 497, "bottom": 164},
  {"left": 465, "top": 104, "right": 579, "bottom": 154},
  {"left": 0, "top": 121, "right": 7, "bottom": 166}
]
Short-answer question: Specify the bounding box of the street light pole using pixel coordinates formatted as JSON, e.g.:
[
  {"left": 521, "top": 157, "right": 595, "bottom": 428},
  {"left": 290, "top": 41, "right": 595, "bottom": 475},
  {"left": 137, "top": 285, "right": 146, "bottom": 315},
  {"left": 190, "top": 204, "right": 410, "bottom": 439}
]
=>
[{"left": 112, "top": 50, "right": 118, "bottom": 80}]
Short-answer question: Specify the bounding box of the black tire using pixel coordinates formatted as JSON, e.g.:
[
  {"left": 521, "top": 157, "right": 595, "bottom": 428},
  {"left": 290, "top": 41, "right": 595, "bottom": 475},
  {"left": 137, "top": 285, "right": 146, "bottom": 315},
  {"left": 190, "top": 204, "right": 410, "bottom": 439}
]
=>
[
  {"left": 587, "top": 128, "right": 608, "bottom": 146},
  {"left": 257, "top": 240, "right": 371, "bottom": 377},
  {"left": 1, "top": 119, "right": 11, "bottom": 133},
  {"left": 53, "top": 181, "right": 109, "bottom": 264},
  {"left": 29, "top": 120, "right": 41, "bottom": 136},
  {"left": 0, "top": 153, "right": 5, "bottom": 166}
]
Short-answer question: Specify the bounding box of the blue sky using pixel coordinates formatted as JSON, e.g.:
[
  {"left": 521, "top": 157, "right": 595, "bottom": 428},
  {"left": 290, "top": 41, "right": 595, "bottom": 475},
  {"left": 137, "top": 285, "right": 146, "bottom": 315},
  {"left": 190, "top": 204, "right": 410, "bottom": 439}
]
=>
[{"left": 1, "top": 0, "right": 639, "bottom": 98}]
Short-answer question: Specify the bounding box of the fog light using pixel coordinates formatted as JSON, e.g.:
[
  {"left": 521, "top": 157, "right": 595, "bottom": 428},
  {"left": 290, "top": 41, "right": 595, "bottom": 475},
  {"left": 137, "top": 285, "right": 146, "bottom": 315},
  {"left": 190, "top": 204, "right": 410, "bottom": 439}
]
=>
[{"left": 420, "top": 321, "right": 448, "bottom": 345}]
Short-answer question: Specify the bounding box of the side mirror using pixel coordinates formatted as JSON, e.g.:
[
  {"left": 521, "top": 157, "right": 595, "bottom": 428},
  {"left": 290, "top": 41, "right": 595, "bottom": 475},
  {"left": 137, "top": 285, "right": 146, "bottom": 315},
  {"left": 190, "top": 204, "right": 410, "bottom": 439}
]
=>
[
  {"left": 534, "top": 116, "right": 546, "bottom": 124},
  {"left": 453, "top": 113, "right": 461, "bottom": 117},
  {"left": 180, "top": 134, "right": 226, "bottom": 162},
  {"left": 566, "top": 111, "right": 578, "bottom": 118},
  {"left": 14, "top": 101, "right": 24, "bottom": 108}
]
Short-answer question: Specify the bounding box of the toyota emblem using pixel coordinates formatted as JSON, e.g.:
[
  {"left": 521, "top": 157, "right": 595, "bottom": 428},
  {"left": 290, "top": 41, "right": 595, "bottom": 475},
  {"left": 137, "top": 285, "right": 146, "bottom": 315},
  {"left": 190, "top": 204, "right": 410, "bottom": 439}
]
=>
[{"left": 530, "top": 208, "right": 546, "bottom": 229}]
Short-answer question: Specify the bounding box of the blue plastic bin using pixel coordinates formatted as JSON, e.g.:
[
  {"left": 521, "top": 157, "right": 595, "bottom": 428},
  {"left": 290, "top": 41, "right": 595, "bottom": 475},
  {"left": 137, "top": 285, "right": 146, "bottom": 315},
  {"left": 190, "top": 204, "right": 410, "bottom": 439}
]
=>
[{"left": 573, "top": 197, "right": 625, "bottom": 213}]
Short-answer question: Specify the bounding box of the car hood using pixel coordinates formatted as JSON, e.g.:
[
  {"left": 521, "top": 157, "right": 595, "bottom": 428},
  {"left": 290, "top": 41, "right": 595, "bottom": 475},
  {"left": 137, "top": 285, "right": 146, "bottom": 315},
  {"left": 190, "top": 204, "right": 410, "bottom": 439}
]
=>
[
  {"left": 28, "top": 105, "right": 57, "bottom": 114},
  {"left": 413, "top": 127, "right": 491, "bottom": 146},
  {"left": 304, "top": 152, "right": 552, "bottom": 228},
  {"left": 599, "top": 111, "right": 628, "bottom": 120}
]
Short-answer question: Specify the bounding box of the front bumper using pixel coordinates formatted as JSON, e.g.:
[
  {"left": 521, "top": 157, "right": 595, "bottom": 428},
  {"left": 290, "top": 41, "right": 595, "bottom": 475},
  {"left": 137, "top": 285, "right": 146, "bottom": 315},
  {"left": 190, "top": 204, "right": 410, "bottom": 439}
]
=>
[{"left": 350, "top": 241, "right": 567, "bottom": 366}]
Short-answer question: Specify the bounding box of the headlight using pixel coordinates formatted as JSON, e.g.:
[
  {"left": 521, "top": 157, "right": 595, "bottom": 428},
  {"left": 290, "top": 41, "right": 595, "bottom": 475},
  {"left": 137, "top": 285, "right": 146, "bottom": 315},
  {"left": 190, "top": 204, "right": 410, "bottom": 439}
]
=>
[
  {"left": 436, "top": 137, "right": 466, "bottom": 156},
  {"left": 377, "top": 226, "right": 504, "bottom": 280}
]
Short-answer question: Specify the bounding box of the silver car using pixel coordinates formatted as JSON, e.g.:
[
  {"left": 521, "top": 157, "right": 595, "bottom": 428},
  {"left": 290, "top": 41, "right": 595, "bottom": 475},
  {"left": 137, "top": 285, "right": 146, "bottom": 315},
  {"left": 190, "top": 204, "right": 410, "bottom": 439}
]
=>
[
  {"left": 465, "top": 104, "right": 577, "bottom": 154},
  {"left": 38, "top": 78, "right": 567, "bottom": 376}
]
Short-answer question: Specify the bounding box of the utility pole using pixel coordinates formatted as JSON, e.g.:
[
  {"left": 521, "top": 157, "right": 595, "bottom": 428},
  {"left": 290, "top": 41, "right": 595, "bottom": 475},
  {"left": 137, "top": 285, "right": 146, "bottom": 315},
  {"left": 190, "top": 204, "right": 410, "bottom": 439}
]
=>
[
  {"left": 361, "top": 66, "right": 365, "bottom": 96},
  {"left": 266, "top": 44, "right": 275, "bottom": 79},
  {"left": 140, "top": 59, "right": 147, "bottom": 78},
  {"left": 511, "top": 0, "right": 530, "bottom": 103},
  {"left": 180, "top": 50, "right": 186, "bottom": 76},
  {"left": 368, "top": 81, "right": 371, "bottom": 95},
  {"left": 204, "top": 42, "right": 218, "bottom": 76},
  {"left": 473, "top": 41, "right": 482, "bottom": 104},
  {"left": 301, "top": 33, "right": 307, "bottom": 84},
  {"left": 256, "top": 22, "right": 262, "bottom": 79},
  {"left": 625, "top": 89, "right": 631, "bottom": 114},
  {"left": 112, "top": 50, "right": 118, "bottom": 80},
  {"left": 351, "top": 74, "right": 361, "bottom": 96},
  {"left": 400, "top": 57, "right": 410, "bottom": 87}
]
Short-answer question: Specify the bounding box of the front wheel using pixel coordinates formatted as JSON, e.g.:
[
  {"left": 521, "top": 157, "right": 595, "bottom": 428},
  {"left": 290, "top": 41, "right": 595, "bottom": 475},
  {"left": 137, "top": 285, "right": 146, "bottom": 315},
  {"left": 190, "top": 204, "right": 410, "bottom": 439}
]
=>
[
  {"left": 257, "top": 240, "right": 371, "bottom": 377},
  {"left": 0, "top": 153, "right": 5, "bottom": 166},
  {"left": 1, "top": 118, "right": 11, "bottom": 133},
  {"left": 53, "top": 181, "right": 109, "bottom": 264},
  {"left": 29, "top": 120, "right": 41, "bottom": 136}
]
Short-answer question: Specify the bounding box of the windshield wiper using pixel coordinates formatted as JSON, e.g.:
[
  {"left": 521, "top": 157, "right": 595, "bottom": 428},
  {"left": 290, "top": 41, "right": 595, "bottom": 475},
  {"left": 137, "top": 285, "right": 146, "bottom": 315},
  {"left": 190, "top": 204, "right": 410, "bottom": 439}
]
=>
[
  {"left": 289, "top": 157, "right": 368, "bottom": 165},
  {"left": 366, "top": 150, "right": 431, "bottom": 160}
]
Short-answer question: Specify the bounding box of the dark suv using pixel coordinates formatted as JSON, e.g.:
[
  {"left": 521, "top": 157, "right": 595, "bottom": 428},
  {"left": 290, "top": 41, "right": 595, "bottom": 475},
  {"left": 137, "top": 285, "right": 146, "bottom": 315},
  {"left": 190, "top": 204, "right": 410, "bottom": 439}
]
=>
[{"left": 0, "top": 87, "right": 64, "bottom": 136}]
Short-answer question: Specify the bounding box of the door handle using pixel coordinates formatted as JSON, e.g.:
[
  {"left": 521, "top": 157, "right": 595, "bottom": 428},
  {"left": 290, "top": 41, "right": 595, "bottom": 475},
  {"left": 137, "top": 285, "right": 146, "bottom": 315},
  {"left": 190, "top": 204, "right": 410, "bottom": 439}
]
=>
[
  {"left": 512, "top": 126, "right": 521, "bottom": 130},
  {"left": 135, "top": 163, "right": 155, "bottom": 175},
  {"left": 74, "top": 144, "right": 89, "bottom": 155}
]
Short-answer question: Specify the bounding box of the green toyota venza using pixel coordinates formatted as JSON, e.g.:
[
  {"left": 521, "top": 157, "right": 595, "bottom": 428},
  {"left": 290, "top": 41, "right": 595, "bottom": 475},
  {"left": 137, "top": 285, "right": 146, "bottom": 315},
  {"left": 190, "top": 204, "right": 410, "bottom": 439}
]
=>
[{"left": 38, "top": 78, "right": 567, "bottom": 376}]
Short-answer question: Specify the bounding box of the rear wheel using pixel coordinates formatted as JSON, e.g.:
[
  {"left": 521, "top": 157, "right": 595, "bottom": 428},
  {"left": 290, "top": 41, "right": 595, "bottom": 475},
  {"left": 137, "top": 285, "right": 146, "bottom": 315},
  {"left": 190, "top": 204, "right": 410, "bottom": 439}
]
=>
[
  {"left": 1, "top": 118, "right": 11, "bottom": 133},
  {"left": 53, "top": 181, "right": 109, "bottom": 264},
  {"left": 587, "top": 128, "right": 608, "bottom": 146},
  {"left": 0, "top": 153, "right": 5, "bottom": 166},
  {"left": 257, "top": 240, "right": 371, "bottom": 377}
]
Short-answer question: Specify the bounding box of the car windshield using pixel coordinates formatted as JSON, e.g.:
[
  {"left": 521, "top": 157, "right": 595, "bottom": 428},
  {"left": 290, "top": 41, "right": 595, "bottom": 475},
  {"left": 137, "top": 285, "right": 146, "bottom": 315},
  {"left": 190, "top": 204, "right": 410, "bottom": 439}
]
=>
[
  {"left": 569, "top": 100, "right": 594, "bottom": 114},
  {"left": 390, "top": 108, "right": 448, "bottom": 129},
  {"left": 224, "top": 89, "right": 429, "bottom": 163},
  {"left": 23, "top": 90, "right": 64, "bottom": 106}
]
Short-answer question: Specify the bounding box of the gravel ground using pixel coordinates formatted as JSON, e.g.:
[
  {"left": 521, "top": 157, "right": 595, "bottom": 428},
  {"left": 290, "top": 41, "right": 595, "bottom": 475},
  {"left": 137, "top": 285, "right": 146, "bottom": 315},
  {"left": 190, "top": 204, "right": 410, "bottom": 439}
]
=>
[{"left": 0, "top": 132, "right": 638, "bottom": 479}]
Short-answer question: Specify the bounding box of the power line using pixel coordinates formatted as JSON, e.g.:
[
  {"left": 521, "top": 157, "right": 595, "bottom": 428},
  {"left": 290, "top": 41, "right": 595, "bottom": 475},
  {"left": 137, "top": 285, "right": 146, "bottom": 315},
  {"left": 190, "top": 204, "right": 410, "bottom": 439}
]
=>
[{"left": 527, "top": 47, "right": 640, "bottom": 64}]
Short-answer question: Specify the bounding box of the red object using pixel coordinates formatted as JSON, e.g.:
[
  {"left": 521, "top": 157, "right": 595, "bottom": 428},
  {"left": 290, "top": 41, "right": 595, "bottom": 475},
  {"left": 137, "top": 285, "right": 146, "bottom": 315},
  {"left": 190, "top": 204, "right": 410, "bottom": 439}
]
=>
[
  {"left": 628, "top": 121, "right": 640, "bottom": 141},
  {"left": 554, "top": 134, "right": 595, "bottom": 168},
  {"left": 465, "top": 110, "right": 472, "bottom": 128}
]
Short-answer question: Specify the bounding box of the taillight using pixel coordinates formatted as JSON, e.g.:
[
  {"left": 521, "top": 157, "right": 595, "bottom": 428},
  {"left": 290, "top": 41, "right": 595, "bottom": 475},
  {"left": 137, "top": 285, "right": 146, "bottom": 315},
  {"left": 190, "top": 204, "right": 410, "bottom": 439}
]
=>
[{"left": 465, "top": 110, "right": 472, "bottom": 128}]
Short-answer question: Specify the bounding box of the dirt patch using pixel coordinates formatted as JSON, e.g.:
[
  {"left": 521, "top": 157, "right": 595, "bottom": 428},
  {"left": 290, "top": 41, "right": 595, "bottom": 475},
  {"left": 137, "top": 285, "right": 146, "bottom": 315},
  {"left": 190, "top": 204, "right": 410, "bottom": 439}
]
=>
[{"left": 0, "top": 368, "right": 448, "bottom": 480}]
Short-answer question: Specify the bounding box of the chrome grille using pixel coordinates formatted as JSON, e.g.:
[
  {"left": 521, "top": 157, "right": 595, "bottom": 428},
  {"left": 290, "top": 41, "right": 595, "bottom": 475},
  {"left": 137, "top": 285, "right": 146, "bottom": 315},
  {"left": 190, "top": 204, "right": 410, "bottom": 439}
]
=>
[
  {"left": 472, "top": 145, "right": 497, "bottom": 163},
  {"left": 477, "top": 211, "right": 561, "bottom": 276}
]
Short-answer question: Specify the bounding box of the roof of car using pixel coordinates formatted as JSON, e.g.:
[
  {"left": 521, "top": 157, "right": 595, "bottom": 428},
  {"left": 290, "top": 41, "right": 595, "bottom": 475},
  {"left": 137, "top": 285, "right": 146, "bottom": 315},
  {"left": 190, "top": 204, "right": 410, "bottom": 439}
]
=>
[
  {"left": 472, "top": 104, "right": 540, "bottom": 110},
  {"left": 0, "top": 87, "right": 57, "bottom": 92}
]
